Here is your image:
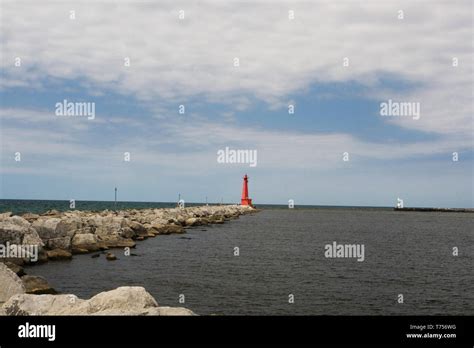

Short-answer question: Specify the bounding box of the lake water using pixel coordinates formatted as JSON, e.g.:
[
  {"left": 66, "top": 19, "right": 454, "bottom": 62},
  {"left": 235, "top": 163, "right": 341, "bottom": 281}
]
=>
[{"left": 22, "top": 207, "right": 473, "bottom": 315}]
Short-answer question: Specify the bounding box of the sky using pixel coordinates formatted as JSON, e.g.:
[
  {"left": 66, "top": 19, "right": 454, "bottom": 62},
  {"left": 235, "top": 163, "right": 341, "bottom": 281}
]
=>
[{"left": 0, "top": 0, "right": 472, "bottom": 207}]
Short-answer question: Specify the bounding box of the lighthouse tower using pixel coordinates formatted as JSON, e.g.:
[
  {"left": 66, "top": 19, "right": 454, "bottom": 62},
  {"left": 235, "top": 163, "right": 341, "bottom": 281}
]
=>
[{"left": 241, "top": 174, "right": 253, "bottom": 206}]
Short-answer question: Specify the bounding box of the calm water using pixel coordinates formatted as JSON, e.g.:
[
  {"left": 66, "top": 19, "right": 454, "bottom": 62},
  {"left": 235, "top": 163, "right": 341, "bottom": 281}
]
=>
[{"left": 20, "top": 207, "right": 473, "bottom": 315}]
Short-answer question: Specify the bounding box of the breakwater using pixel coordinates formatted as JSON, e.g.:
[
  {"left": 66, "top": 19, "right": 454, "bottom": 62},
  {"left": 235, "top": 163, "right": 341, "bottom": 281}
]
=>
[
  {"left": 0, "top": 205, "right": 256, "bottom": 315},
  {"left": 0, "top": 204, "right": 256, "bottom": 264},
  {"left": 394, "top": 207, "right": 474, "bottom": 213}
]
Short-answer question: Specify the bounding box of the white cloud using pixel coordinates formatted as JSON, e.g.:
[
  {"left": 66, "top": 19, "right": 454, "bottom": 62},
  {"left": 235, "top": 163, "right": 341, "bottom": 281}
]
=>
[
  {"left": 0, "top": 1, "right": 472, "bottom": 205},
  {"left": 1, "top": 107, "right": 470, "bottom": 178},
  {"left": 0, "top": 0, "right": 471, "bottom": 137}
]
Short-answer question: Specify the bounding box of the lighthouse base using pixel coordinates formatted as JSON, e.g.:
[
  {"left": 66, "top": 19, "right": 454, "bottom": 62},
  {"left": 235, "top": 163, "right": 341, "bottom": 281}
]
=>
[{"left": 241, "top": 198, "right": 253, "bottom": 206}]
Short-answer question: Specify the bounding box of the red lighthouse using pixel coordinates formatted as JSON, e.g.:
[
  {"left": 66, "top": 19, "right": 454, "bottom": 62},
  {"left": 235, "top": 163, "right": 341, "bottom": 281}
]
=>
[{"left": 241, "top": 174, "right": 253, "bottom": 206}]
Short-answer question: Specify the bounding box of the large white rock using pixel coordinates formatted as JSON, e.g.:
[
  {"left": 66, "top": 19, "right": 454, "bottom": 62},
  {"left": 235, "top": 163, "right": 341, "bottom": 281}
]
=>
[
  {"left": 0, "top": 263, "right": 26, "bottom": 304},
  {"left": 71, "top": 233, "right": 99, "bottom": 250},
  {"left": 93, "top": 217, "right": 123, "bottom": 238},
  {"left": 32, "top": 217, "right": 80, "bottom": 250},
  {"left": 0, "top": 217, "right": 42, "bottom": 246},
  {"left": 1, "top": 286, "right": 195, "bottom": 316},
  {"left": 83, "top": 286, "right": 158, "bottom": 313},
  {"left": 32, "top": 218, "right": 61, "bottom": 240}
]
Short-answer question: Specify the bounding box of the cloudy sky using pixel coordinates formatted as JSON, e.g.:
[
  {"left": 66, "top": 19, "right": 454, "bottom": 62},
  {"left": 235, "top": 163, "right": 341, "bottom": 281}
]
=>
[{"left": 0, "top": 0, "right": 472, "bottom": 207}]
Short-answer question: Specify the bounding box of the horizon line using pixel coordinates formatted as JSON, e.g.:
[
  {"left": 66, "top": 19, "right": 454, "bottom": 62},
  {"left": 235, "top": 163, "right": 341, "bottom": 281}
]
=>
[{"left": 1, "top": 197, "right": 473, "bottom": 209}]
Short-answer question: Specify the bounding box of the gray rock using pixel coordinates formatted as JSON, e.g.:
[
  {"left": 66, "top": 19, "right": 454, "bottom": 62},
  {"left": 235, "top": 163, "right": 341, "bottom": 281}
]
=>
[
  {"left": 84, "top": 286, "right": 157, "bottom": 313},
  {"left": 120, "top": 227, "right": 135, "bottom": 239},
  {"left": 32, "top": 218, "right": 61, "bottom": 240},
  {"left": 0, "top": 263, "right": 25, "bottom": 303},
  {"left": 21, "top": 275, "right": 56, "bottom": 295},
  {"left": 20, "top": 213, "right": 40, "bottom": 222},
  {"left": 151, "top": 224, "right": 185, "bottom": 235},
  {"left": 125, "top": 221, "right": 147, "bottom": 237},
  {"left": 2, "top": 286, "right": 195, "bottom": 316},
  {"left": 185, "top": 217, "right": 200, "bottom": 226},
  {"left": 0, "top": 216, "right": 43, "bottom": 247},
  {"left": 3, "top": 294, "right": 84, "bottom": 315},
  {"left": 0, "top": 212, "right": 13, "bottom": 220},
  {"left": 32, "top": 217, "right": 81, "bottom": 250},
  {"left": 46, "top": 249, "right": 72, "bottom": 261},
  {"left": 2, "top": 261, "right": 25, "bottom": 277},
  {"left": 71, "top": 233, "right": 99, "bottom": 252}
]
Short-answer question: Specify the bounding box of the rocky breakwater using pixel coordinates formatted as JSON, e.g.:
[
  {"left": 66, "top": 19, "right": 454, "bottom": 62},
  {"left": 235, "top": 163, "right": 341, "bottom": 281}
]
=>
[
  {"left": 0, "top": 205, "right": 256, "bottom": 315},
  {"left": 0, "top": 205, "right": 256, "bottom": 263}
]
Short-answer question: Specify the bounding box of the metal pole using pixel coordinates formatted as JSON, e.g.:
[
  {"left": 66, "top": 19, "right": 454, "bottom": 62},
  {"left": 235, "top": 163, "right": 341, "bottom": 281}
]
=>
[{"left": 114, "top": 187, "right": 117, "bottom": 210}]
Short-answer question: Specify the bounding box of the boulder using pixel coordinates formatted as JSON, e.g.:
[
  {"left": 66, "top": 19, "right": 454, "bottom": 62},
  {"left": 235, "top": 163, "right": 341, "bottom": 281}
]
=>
[
  {"left": 150, "top": 224, "right": 185, "bottom": 235},
  {"left": 125, "top": 221, "right": 147, "bottom": 237},
  {"left": 146, "top": 227, "right": 160, "bottom": 237},
  {"left": 91, "top": 217, "right": 136, "bottom": 248},
  {"left": 37, "top": 249, "right": 49, "bottom": 263},
  {"left": 71, "top": 233, "right": 100, "bottom": 252},
  {"left": 55, "top": 217, "right": 86, "bottom": 236},
  {"left": 105, "top": 252, "right": 117, "bottom": 261},
  {"left": 2, "top": 261, "right": 25, "bottom": 277},
  {"left": 21, "top": 230, "right": 44, "bottom": 247},
  {"left": 0, "top": 263, "right": 25, "bottom": 303},
  {"left": 0, "top": 216, "right": 43, "bottom": 247},
  {"left": 120, "top": 227, "right": 135, "bottom": 239},
  {"left": 0, "top": 212, "right": 12, "bottom": 219},
  {"left": 56, "top": 216, "right": 83, "bottom": 237},
  {"left": 176, "top": 216, "right": 186, "bottom": 226},
  {"left": 185, "top": 218, "right": 200, "bottom": 227},
  {"left": 2, "top": 294, "right": 84, "bottom": 315},
  {"left": 102, "top": 238, "right": 136, "bottom": 248},
  {"left": 84, "top": 287, "right": 157, "bottom": 314},
  {"left": 21, "top": 275, "right": 56, "bottom": 295},
  {"left": 31, "top": 218, "right": 61, "bottom": 240},
  {"left": 20, "top": 213, "right": 40, "bottom": 222},
  {"left": 46, "top": 249, "right": 72, "bottom": 261},
  {"left": 2, "top": 286, "right": 195, "bottom": 316},
  {"left": 150, "top": 218, "right": 169, "bottom": 226},
  {"left": 32, "top": 217, "right": 82, "bottom": 250},
  {"left": 93, "top": 217, "right": 123, "bottom": 239}
]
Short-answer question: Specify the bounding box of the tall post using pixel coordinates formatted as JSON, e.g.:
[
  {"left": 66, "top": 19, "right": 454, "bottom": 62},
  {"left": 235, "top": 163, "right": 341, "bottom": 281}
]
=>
[{"left": 114, "top": 187, "right": 117, "bottom": 210}]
